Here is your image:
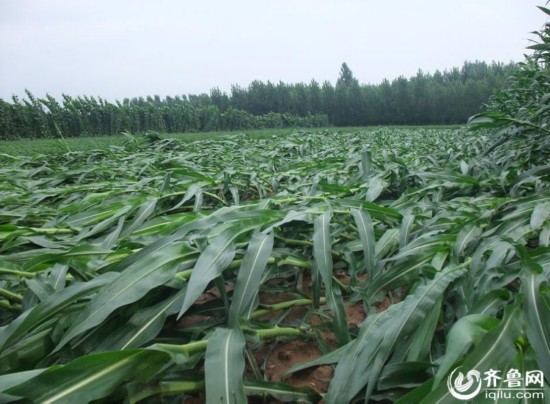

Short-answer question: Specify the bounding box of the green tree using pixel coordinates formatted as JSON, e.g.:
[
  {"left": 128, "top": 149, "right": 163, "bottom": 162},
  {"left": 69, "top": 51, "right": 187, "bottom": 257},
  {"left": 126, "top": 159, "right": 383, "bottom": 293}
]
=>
[{"left": 334, "top": 62, "right": 363, "bottom": 125}]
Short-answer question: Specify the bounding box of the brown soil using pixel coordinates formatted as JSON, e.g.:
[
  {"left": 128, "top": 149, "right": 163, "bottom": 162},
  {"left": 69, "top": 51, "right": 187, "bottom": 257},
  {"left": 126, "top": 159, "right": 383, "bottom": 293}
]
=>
[
  {"left": 266, "top": 339, "right": 333, "bottom": 391},
  {"left": 177, "top": 272, "right": 388, "bottom": 402}
]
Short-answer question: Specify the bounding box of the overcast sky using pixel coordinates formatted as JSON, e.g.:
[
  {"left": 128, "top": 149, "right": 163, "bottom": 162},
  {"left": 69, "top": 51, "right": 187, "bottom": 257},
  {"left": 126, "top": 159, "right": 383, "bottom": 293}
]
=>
[{"left": 0, "top": 0, "right": 547, "bottom": 101}]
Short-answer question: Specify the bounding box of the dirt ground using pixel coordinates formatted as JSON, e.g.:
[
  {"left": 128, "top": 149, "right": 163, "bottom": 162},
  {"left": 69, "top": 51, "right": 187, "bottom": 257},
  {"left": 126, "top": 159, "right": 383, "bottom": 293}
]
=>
[{"left": 178, "top": 271, "right": 393, "bottom": 403}]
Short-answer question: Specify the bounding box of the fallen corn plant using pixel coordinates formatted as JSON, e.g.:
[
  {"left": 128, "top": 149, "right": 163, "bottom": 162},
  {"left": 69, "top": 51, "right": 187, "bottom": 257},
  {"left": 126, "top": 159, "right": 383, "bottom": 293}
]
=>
[{"left": 0, "top": 127, "right": 549, "bottom": 403}]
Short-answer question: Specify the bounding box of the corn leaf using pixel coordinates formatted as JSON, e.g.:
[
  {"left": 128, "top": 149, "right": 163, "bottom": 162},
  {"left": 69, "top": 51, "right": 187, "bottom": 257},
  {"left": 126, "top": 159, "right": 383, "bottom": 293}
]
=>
[
  {"left": 423, "top": 299, "right": 524, "bottom": 402},
  {"left": 56, "top": 243, "right": 196, "bottom": 350},
  {"left": 351, "top": 208, "right": 376, "bottom": 278},
  {"left": 326, "top": 264, "right": 466, "bottom": 403},
  {"left": 0, "top": 272, "right": 119, "bottom": 351},
  {"left": 522, "top": 271, "right": 550, "bottom": 377},
  {"left": 228, "top": 231, "right": 274, "bottom": 327},
  {"left": 205, "top": 327, "right": 246, "bottom": 404},
  {"left": 6, "top": 350, "right": 169, "bottom": 404},
  {"left": 313, "top": 210, "right": 333, "bottom": 291}
]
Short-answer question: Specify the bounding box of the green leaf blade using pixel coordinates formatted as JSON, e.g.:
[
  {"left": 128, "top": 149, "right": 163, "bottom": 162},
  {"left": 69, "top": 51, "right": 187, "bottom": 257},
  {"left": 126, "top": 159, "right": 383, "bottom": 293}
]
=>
[
  {"left": 205, "top": 327, "right": 246, "bottom": 404},
  {"left": 6, "top": 350, "right": 169, "bottom": 404},
  {"left": 228, "top": 231, "right": 274, "bottom": 327}
]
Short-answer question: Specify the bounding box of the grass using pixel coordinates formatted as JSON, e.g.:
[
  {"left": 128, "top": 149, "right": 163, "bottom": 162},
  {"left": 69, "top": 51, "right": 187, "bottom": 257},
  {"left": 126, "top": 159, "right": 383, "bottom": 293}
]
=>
[{"left": 0, "top": 127, "right": 547, "bottom": 403}]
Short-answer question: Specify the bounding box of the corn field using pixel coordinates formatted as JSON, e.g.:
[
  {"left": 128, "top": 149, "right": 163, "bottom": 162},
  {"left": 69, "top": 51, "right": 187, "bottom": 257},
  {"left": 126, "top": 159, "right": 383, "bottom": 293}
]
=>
[{"left": 0, "top": 126, "right": 549, "bottom": 403}]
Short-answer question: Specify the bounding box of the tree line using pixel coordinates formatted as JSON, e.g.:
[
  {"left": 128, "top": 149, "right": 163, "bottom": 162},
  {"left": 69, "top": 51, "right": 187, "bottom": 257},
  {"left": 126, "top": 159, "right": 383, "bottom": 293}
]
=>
[
  {"left": 223, "top": 61, "right": 515, "bottom": 126},
  {"left": 0, "top": 93, "right": 328, "bottom": 140},
  {"left": 0, "top": 60, "right": 515, "bottom": 140}
]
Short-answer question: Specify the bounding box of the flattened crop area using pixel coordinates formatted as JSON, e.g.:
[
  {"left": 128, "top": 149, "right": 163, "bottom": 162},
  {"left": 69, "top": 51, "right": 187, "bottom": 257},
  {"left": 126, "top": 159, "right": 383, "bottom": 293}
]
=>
[{"left": 0, "top": 128, "right": 549, "bottom": 403}]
